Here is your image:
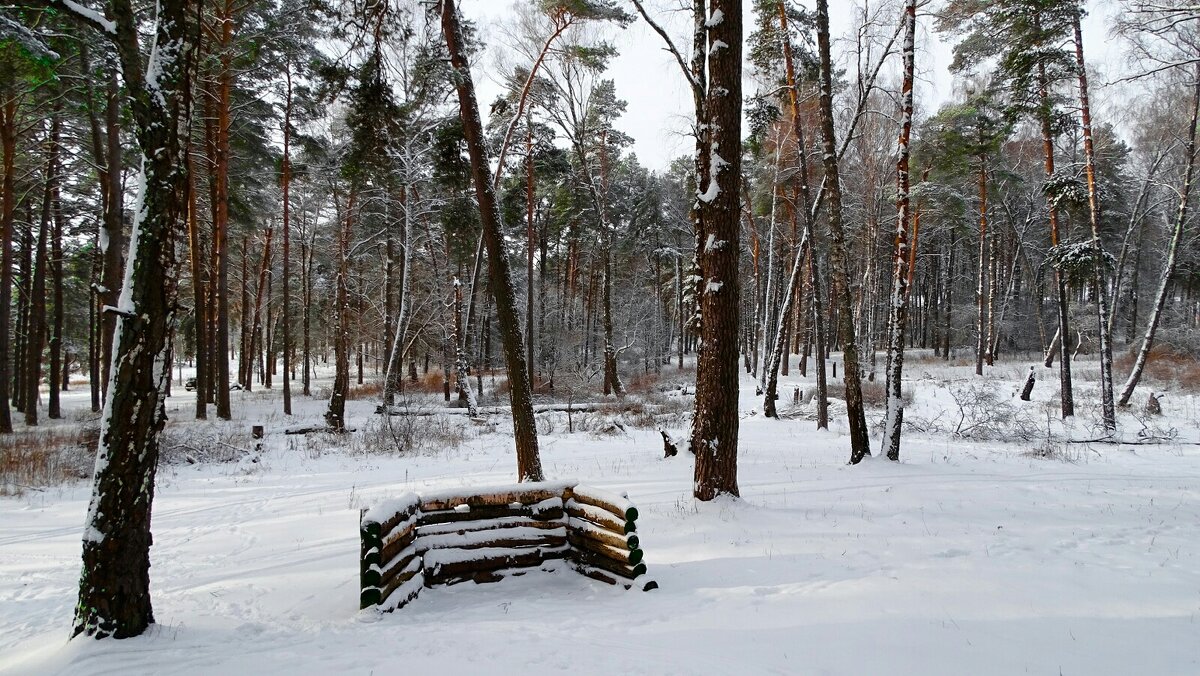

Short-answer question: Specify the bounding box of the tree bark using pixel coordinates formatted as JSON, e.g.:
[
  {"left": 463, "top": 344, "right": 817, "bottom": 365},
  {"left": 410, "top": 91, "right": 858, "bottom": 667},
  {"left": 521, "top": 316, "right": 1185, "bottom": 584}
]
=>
[
  {"left": 441, "top": 0, "right": 543, "bottom": 482},
  {"left": 975, "top": 158, "right": 989, "bottom": 376},
  {"left": 26, "top": 113, "right": 60, "bottom": 426},
  {"left": 882, "top": 0, "right": 916, "bottom": 462},
  {"left": 692, "top": 0, "right": 742, "bottom": 500},
  {"left": 64, "top": 0, "right": 194, "bottom": 639},
  {"left": 1036, "top": 37, "right": 1073, "bottom": 418},
  {"left": 1072, "top": 10, "right": 1115, "bottom": 429},
  {"left": 0, "top": 94, "right": 17, "bottom": 432},
  {"left": 817, "top": 0, "right": 870, "bottom": 463}
]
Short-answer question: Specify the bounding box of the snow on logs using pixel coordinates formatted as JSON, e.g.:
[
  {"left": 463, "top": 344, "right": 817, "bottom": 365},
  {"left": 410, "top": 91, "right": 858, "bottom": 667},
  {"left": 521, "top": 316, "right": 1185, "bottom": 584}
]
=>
[{"left": 359, "top": 481, "right": 653, "bottom": 612}]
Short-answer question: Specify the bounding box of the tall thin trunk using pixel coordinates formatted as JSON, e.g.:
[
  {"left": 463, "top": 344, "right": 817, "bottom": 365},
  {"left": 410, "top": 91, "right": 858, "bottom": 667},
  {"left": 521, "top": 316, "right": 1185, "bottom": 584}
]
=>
[
  {"left": 975, "top": 158, "right": 989, "bottom": 376},
  {"left": 49, "top": 130, "right": 65, "bottom": 419},
  {"left": 816, "top": 0, "right": 870, "bottom": 463},
  {"left": 26, "top": 115, "right": 59, "bottom": 426},
  {"left": 764, "top": 0, "right": 817, "bottom": 418},
  {"left": 281, "top": 62, "right": 292, "bottom": 416},
  {"left": 1073, "top": 10, "right": 1115, "bottom": 429},
  {"left": 249, "top": 221, "right": 274, "bottom": 389},
  {"left": 1119, "top": 65, "right": 1200, "bottom": 407},
  {"left": 882, "top": 0, "right": 916, "bottom": 462},
  {"left": 526, "top": 120, "right": 536, "bottom": 388},
  {"left": 100, "top": 72, "right": 124, "bottom": 405},
  {"left": 212, "top": 0, "right": 235, "bottom": 419},
  {"left": 0, "top": 95, "right": 16, "bottom": 432},
  {"left": 383, "top": 185, "right": 410, "bottom": 406},
  {"left": 326, "top": 189, "right": 355, "bottom": 430},
  {"left": 441, "top": 0, "right": 543, "bottom": 481},
  {"left": 1037, "top": 38, "right": 1073, "bottom": 418}
]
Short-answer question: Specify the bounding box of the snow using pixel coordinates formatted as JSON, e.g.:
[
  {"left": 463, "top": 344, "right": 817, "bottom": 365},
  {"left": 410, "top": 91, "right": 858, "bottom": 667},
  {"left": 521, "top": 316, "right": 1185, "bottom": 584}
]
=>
[
  {"left": 60, "top": 0, "right": 117, "bottom": 35},
  {"left": 2, "top": 359, "right": 1200, "bottom": 673},
  {"left": 705, "top": 9, "right": 724, "bottom": 28},
  {"left": 696, "top": 145, "right": 729, "bottom": 205},
  {"left": 705, "top": 280, "right": 724, "bottom": 294}
]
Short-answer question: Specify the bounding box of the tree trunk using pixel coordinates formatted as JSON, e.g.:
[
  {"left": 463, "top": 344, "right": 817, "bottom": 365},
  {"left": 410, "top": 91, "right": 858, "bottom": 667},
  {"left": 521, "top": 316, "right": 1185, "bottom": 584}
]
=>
[
  {"left": 325, "top": 188, "right": 355, "bottom": 430},
  {"left": 281, "top": 62, "right": 293, "bottom": 414},
  {"left": 211, "top": 0, "right": 235, "bottom": 418},
  {"left": 72, "top": 0, "right": 193, "bottom": 639},
  {"left": 26, "top": 113, "right": 60, "bottom": 426},
  {"left": 526, "top": 121, "right": 536, "bottom": 389},
  {"left": 691, "top": 0, "right": 742, "bottom": 500},
  {"left": 764, "top": 0, "right": 819, "bottom": 418},
  {"left": 975, "top": 158, "right": 988, "bottom": 376},
  {"left": 882, "top": 0, "right": 916, "bottom": 462},
  {"left": 49, "top": 130, "right": 65, "bottom": 419},
  {"left": 0, "top": 95, "right": 16, "bottom": 432},
  {"left": 1072, "top": 11, "right": 1115, "bottom": 429},
  {"left": 1037, "top": 48, "right": 1073, "bottom": 418},
  {"left": 816, "top": 0, "right": 870, "bottom": 463},
  {"left": 441, "top": 0, "right": 543, "bottom": 481},
  {"left": 99, "top": 72, "right": 124, "bottom": 406}
]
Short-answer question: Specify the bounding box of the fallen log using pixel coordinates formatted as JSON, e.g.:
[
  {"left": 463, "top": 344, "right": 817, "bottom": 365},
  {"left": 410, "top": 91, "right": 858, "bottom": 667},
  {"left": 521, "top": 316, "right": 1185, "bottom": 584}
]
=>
[{"left": 286, "top": 424, "right": 357, "bottom": 435}]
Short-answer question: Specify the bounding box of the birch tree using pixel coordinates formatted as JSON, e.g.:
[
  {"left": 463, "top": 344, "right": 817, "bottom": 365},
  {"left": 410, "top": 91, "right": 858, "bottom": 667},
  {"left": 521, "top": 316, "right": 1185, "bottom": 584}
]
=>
[{"left": 882, "top": 0, "right": 916, "bottom": 461}]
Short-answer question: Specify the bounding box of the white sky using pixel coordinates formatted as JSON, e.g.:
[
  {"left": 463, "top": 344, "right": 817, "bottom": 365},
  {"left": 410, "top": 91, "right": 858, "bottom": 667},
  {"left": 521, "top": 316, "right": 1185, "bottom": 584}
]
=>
[{"left": 459, "top": 0, "right": 1126, "bottom": 172}]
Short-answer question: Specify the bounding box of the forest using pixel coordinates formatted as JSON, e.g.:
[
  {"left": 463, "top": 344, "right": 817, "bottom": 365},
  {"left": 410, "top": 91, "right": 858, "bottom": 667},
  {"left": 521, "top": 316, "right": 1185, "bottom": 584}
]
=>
[{"left": 2, "top": 0, "right": 1200, "bottom": 672}]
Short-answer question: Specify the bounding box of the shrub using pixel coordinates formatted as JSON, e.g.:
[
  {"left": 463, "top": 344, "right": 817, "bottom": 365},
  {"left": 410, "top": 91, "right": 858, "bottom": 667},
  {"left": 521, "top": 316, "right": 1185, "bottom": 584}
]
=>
[{"left": 0, "top": 427, "right": 97, "bottom": 495}]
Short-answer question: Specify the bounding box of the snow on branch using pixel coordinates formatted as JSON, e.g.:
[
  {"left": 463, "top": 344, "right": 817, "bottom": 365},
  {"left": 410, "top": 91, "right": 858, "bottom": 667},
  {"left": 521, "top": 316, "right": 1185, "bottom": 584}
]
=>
[{"left": 45, "top": 0, "right": 117, "bottom": 36}]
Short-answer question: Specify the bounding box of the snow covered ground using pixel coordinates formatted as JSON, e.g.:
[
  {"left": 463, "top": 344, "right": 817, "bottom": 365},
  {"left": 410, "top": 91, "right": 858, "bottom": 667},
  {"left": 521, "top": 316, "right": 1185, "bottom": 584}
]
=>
[{"left": 2, "top": 357, "right": 1199, "bottom": 674}]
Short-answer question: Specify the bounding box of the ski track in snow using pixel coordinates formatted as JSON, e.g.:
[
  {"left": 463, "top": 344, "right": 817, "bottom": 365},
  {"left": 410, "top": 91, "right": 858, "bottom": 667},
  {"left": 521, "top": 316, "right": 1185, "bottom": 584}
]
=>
[{"left": 2, "top": 359, "right": 1200, "bottom": 674}]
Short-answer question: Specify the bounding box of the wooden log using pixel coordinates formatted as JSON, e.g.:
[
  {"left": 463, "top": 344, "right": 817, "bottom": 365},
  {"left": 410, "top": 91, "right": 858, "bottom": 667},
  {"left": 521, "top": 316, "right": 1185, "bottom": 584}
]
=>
[
  {"left": 573, "top": 562, "right": 621, "bottom": 586},
  {"left": 567, "top": 531, "right": 643, "bottom": 566},
  {"left": 359, "top": 514, "right": 382, "bottom": 609},
  {"left": 285, "top": 424, "right": 356, "bottom": 435},
  {"left": 423, "top": 545, "right": 569, "bottom": 585},
  {"left": 379, "top": 569, "right": 423, "bottom": 612},
  {"left": 361, "top": 494, "right": 421, "bottom": 533},
  {"left": 571, "top": 547, "right": 646, "bottom": 580},
  {"left": 381, "top": 522, "right": 419, "bottom": 564},
  {"left": 564, "top": 486, "right": 639, "bottom": 522},
  {"left": 568, "top": 517, "right": 639, "bottom": 551},
  {"left": 419, "top": 529, "right": 567, "bottom": 553},
  {"left": 378, "top": 544, "right": 420, "bottom": 588},
  {"left": 420, "top": 504, "right": 564, "bottom": 526},
  {"left": 421, "top": 490, "right": 565, "bottom": 513},
  {"left": 418, "top": 517, "right": 566, "bottom": 537},
  {"left": 386, "top": 535, "right": 424, "bottom": 571},
  {"left": 566, "top": 501, "right": 635, "bottom": 534},
  {"left": 379, "top": 554, "right": 422, "bottom": 601}
]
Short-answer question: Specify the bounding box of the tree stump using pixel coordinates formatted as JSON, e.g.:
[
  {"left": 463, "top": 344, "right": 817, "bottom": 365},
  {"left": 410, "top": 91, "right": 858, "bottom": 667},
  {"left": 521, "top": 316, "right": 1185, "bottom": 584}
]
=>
[
  {"left": 1145, "top": 392, "right": 1162, "bottom": 416},
  {"left": 1019, "top": 367, "right": 1035, "bottom": 401},
  {"left": 660, "top": 430, "right": 678, "bottom": 458}
]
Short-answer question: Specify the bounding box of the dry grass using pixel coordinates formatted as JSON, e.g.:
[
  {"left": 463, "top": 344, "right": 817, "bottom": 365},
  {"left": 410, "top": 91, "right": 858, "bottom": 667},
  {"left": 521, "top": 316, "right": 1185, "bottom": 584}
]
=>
[
  {"left": 0, "top": 427, "right": 97, "bottom": 495},
  {"left": 860, "top": 379, "right": 916, "bottom": 409},
  {"left": 1114, "top": 343, "right": 1200, "bottom": 391}
]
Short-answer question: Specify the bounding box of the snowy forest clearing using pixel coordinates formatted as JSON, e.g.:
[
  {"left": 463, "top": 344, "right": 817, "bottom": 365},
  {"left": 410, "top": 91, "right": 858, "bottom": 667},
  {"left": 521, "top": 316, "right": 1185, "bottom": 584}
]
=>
[{"left": 2, "top": 362, "right": 1199, "bottom": 674}]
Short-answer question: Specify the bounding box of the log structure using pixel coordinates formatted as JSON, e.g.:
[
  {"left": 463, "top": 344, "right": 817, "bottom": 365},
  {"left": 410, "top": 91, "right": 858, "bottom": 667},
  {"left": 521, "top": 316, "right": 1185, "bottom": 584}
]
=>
[{"left": 359, "top": 481, "right": 654, "bottom": 612}]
